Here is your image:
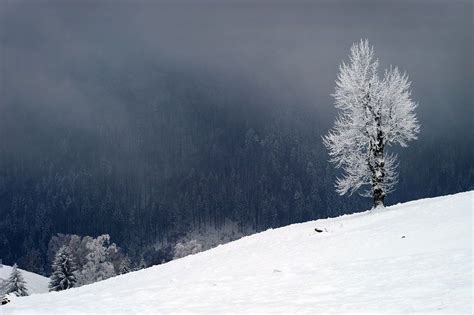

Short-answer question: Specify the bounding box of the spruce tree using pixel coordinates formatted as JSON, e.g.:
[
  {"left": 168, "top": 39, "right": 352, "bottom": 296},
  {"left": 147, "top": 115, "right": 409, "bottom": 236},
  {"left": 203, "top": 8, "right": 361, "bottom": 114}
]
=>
[
  {"left": 5, "top": 263, "right": 29, "bottom": 297},
  {"left": 118, "top": 256, "right": 132, "bottom": 275},
  {"left": 49, "top": 246, "right": 77, "bottom": 291},
  {"left": 138, "top": 257, "right": 147, "bottom": 270}
]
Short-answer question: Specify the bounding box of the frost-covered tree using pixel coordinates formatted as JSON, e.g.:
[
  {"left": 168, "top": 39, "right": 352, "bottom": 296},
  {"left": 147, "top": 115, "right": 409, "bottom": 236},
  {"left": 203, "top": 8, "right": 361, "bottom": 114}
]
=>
[
  {"left": 138, "top": 257, "right": 147, "bottom": 270},
  {"left": 4, "top": 264, "right": 29, "bottom": 297},
  {"left": 173, "top": 240, "right": 202, "bottom": 259},
  {"left": 323, "top": 40, "right": 420, "bottom": 208},
  {"left": 76, "top": 234, "right": 116, "bottom": 286},
  {"left": 118, "top": 255, "right": 132, "bottom": 275},
  {"left": 47, "top": 233, "right": 125, "bottom": 287},
  {"left": 49, "top": 246, "right": 77, "bottom": 291}
]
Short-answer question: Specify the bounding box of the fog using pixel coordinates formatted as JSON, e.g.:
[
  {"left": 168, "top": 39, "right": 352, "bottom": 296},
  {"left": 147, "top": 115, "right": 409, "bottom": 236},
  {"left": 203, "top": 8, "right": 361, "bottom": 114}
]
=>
[
  {"left": 0, "top": 1, "right": 472, "bottom": 269},
  {"left": 1, "top": 1, "right": 472, "bottom": 136}
]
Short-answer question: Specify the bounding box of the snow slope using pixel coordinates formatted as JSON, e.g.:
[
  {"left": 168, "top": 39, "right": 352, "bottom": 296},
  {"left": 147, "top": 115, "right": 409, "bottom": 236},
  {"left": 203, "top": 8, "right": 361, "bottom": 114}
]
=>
[
  {"left": 0, "top": 265, "right": 48, "bottom": 295},
  {"left": 4, "top": 191, "right": 473, "bottom": 314}
]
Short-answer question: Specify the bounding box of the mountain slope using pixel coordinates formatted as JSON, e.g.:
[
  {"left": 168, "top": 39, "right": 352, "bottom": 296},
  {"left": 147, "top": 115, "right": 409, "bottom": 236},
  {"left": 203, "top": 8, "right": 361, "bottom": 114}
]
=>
[
  {"left": 5, "top": 191, "right": 473, "bottom": 313},
  {"left": 0, "top": 265, "right": 48, "bottom": 295}
]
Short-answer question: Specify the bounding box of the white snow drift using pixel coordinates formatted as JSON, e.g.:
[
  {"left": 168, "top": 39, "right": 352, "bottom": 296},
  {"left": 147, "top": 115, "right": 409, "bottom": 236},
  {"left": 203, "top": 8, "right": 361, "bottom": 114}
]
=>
[{"left": 4, "top": 191, "right": 473, "bottom": 314}]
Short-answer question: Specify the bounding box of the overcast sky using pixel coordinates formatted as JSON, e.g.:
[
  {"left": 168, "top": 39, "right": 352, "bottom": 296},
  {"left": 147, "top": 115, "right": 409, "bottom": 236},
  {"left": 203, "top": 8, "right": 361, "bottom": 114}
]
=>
[{"left": 1, "top": 0, "right": 472, "bottom": 138}]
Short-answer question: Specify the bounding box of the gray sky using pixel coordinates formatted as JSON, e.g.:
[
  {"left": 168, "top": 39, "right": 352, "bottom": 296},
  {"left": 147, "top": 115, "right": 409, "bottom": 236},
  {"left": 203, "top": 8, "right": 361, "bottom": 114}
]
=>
[{"left": 1, "top": 0, "right": 472, "bottom": 137}]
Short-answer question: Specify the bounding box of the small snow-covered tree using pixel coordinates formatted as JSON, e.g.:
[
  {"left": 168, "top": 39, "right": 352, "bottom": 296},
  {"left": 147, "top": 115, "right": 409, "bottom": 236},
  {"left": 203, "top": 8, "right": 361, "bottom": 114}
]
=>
[
  {"left": 323, "top": 40, "right": 419, "bottom": 208},
  {"left": 138, "top": 257, "right": 147, "bottom": 270},
  {"left": 49, "top": 246, "right": 78, "bottom": 291},
  {"left": 173, "top": 240, "right": 202, "bottom": 259},
  {"left": 4, "top": 264, "right": 29, "bottom": 297},
  {"left": 118, "top": 255, "right": 132, "bottom": 275}
]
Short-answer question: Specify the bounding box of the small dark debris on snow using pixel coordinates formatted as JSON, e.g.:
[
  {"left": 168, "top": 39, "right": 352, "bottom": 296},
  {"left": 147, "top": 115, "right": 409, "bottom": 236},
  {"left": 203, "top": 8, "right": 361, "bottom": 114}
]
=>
[
  {"left": 314, "top": 228, "right": 324, "bottom": 233},
  {"left": 273, "top": 269, "right": 282, "bottom": 273},
  {"left": 401, "top": 235, "right": 406, "bottom": 239}
]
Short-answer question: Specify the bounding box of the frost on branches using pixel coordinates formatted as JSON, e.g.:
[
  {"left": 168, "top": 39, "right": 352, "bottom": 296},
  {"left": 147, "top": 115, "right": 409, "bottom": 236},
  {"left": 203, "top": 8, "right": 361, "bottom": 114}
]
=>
[
  {"left": 4, "top": 263, "right": 29, "bottom": 297},
  {"left": 75, "top": 234, "right": 116, "bottom": 286},
  {"left": 323, "top": 40, "right": 419, "bottom": 208},
  {"left": 49, "top": 246, "right": 78, "bottom": 292},
  {"left": 173, "top": 240, "right": 203, "bottom": 259}
]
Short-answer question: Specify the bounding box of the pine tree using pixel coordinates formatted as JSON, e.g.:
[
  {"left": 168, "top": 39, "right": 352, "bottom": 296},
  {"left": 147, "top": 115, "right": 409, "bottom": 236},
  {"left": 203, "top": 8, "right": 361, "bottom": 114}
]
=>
[
  {"left": 323, "top": 40, "right": 420, "bottom": 208},
  {"left": 138, "top": 257, "right": 147, "bottom": 270},
  {"left": 5, "top": 263, "right": 29, "bottom": 297},
  {"left": 118, "top": 256, "right": 132, "bottom": 275},
  {"left": 49, "top": 246, "right": 77, "bottom": 291}
]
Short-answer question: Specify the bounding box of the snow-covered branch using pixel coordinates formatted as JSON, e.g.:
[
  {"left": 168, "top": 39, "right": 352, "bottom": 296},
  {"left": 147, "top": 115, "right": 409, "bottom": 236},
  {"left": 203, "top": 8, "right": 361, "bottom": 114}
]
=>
[{"left": 323, "top": 40, "right": 420, "bottom": 207}]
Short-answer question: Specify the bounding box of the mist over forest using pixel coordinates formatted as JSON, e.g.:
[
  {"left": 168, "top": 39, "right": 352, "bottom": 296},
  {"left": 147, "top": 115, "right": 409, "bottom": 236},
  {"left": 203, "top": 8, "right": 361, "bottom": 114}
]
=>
[{"left": 0, "top": 1, "right": 472, "bottom": 273}]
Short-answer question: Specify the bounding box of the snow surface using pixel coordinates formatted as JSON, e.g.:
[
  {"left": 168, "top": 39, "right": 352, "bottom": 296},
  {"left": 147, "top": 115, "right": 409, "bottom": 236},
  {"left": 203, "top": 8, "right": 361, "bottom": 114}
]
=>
[
  {"left": 0, "top": 265, "right": 48, "bottom": 295},
  {"left": 4, "top": 191, "right": 473, "bottom": 314}
]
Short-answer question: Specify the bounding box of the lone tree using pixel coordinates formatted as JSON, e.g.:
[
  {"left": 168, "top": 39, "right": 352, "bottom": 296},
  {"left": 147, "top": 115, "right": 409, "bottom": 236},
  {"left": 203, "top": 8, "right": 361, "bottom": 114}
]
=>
[
  {"left": 5, "top": 263, "right": 29, "bottom": 297},
  {"left": 49, "top": 246, "right": 78, "bottom": 291},
  {"left": 324, "top": 40, "right": 420, "bottom": 208}
]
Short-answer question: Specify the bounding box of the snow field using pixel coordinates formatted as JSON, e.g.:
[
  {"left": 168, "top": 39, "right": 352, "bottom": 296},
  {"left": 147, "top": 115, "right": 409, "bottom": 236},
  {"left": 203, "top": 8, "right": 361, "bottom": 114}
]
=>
[{"left": 4, "top": 191, "right": 473, "bottom": 314}]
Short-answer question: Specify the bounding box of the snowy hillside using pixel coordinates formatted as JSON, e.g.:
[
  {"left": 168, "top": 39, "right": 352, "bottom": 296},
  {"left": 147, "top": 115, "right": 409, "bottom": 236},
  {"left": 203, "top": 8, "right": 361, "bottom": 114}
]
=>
[
  {"left": 0, "top": 265, "right": 48, "bottom": 295},
  {"left": 4, "top": 191, "right": 473, "bottom": 313}
]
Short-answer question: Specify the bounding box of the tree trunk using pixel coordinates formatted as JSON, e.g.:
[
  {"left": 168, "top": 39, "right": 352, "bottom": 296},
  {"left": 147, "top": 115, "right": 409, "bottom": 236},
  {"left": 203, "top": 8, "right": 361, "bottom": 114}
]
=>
[
  {"left": 373, "top": 185, "right": 385, "bottom": 208},
  {"left": 364, "top": 87, "right": 386, "bottom": 209},
  {"left": 371, "top": 115, "right": 385, "bottom": 209}
]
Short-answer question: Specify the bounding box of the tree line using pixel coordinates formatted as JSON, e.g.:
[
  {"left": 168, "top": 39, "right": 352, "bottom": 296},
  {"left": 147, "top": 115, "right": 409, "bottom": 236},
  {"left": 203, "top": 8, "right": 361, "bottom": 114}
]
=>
[{"left": 0, "top": 61, "right": 471, "bottom": 275}]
